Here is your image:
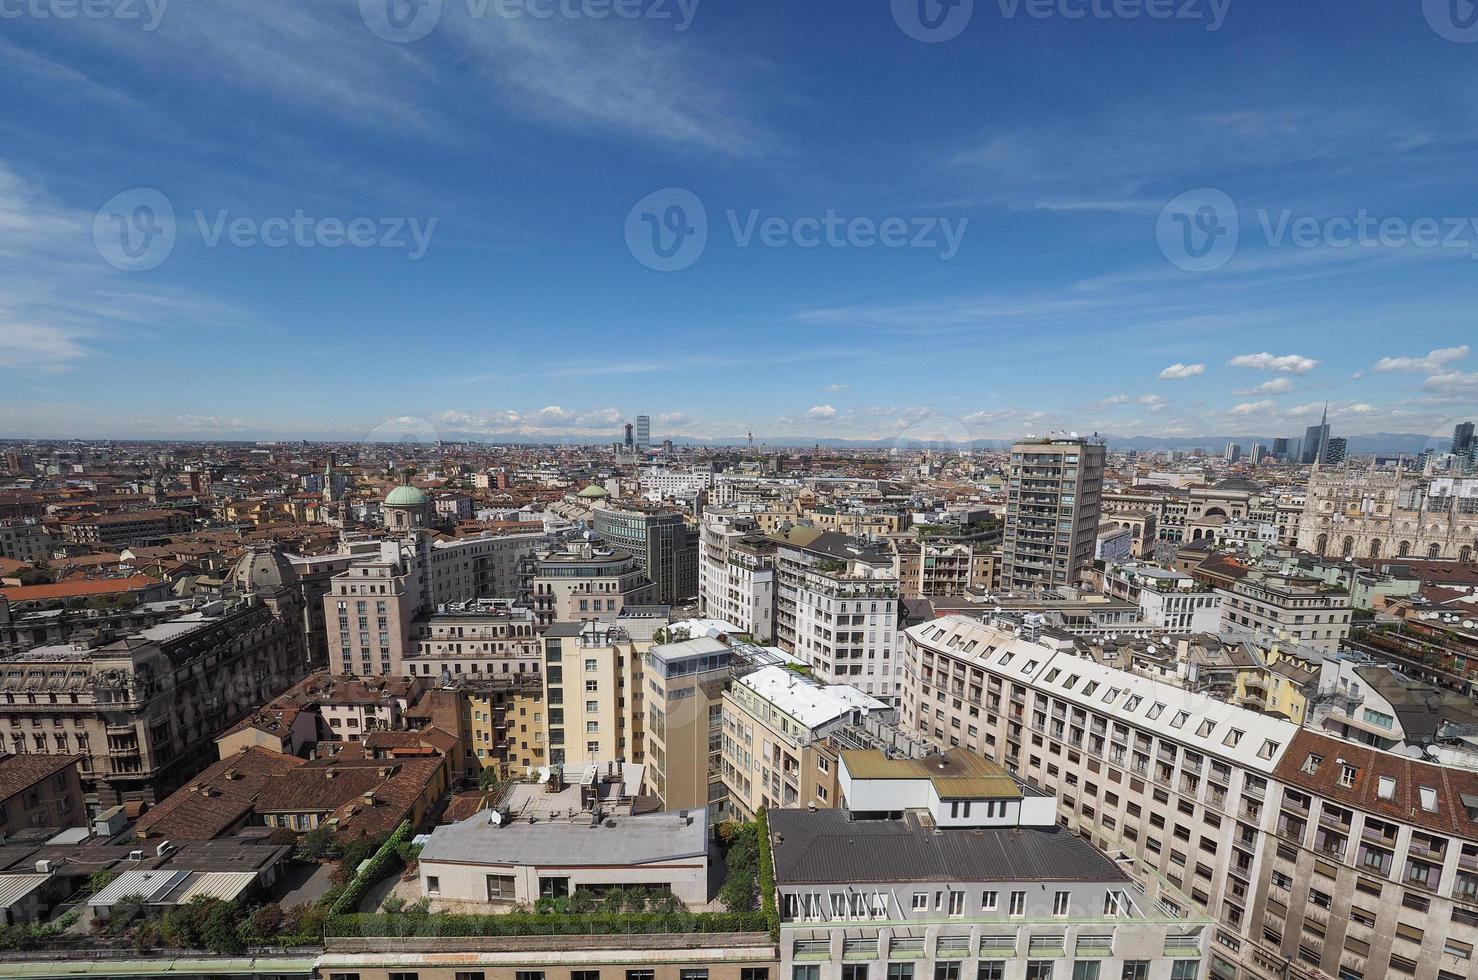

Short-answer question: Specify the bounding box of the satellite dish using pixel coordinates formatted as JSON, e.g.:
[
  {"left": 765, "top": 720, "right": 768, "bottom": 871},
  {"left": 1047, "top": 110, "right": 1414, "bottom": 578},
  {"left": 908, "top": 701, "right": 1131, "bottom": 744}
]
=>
[
  {"left": 489, "top": 809, "right": 504, "bottom": 826},
  {"left": 537, "top": 767, "right": 551, "bottom": 784}
]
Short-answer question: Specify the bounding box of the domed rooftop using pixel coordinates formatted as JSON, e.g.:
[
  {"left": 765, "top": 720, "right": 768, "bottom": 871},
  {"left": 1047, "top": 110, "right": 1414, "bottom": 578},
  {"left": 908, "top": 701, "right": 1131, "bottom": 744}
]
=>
[
  {"left": 385, "top": 483, "right": 431, "bottom": 507},
  {"left": 577, "top": 483, "right": 609, "bottom": 499},
  {"left": 233, "top": 544, "right": 298, "bottom": 594}
]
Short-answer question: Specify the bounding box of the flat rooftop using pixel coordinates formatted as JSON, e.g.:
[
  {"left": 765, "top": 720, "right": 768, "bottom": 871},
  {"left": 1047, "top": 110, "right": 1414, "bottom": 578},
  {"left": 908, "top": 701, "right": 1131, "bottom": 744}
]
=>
[
  {"left": 840, "top": 748, "right": 1023, "bottom": 799},
  {"left": 421, "top": 807, "right": 707, "bottom": 869},
  {"left": 768, "top": 810, "right": 1128, "bottom": 886}
]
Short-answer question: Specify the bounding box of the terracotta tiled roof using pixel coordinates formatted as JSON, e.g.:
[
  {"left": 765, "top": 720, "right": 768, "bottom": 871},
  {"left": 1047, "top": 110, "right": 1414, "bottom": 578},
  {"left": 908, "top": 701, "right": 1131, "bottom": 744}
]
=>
[
  {"left": 134, "top": 747, "right": 307, "bottom": 840},
  {"left": 0, "top": 574, "right": 159, "bottom": 602},
  {"left": 0, "top": 753, "right": 80, "bottom": 804},
  {"left": 1273, "top": 730, "right": 1478, "bottom": 836}
]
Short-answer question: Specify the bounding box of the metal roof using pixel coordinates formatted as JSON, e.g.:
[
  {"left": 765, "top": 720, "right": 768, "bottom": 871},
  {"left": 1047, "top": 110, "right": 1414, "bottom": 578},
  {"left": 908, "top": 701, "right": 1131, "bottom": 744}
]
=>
[
  {"left": 769, "top": 810, "right": 1129, "bottom": 886},
  {"left": 0, "top": 873, "right": 49, "bottom": 908}
]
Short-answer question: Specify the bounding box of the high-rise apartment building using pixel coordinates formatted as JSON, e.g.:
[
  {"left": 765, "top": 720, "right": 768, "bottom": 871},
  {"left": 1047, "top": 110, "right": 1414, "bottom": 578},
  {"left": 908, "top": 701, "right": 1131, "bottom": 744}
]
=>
[
  {"left": 1324, "top": 436, "right": 1347, "bottom": 464},
  {"left": 539, "top": 621, "right": 648, "bottom": 768},
  {"left": 1002, "top": 437, "right": 1105, "bottom": 590},
  {"left": 643, "top": 635, "right": 734, "bottom": 812},
  {"left": 698, "top": 511, "right": 776, "bottom": 642}
]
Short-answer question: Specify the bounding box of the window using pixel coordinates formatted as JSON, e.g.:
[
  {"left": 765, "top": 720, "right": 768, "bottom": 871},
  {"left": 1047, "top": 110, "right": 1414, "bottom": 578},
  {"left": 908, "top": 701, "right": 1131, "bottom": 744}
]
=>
[
  {"left": 887, "top": 966, "right": 914, "bottom": 980},
  {"left": 426, "top": 876, "right": 440, "bottom": 895},
  {"left": 486, "top": 874, "right": 516, "bottom": 901},
  {"left": 389, "top": 974, "right": 419, "bottom": 980},
  {"left": 1121, "top": 965, "right": 1149, "bottom": 980},
  {"left": 454, "top": 974, "right": 485, "bottom": 980},
  {"left": 1009, "top": 890, "right": 1026, "bottom": 916},
  {"left": 935, "top": 966, "right": 960, "bottom": 980},
  {"left": 912, "top": 892, "right": 929, "bottom": 911},
  {"left": 1053, "top": 890, "right": 1071, "bottom": 916},
  {"left": 574, "top": 973, "right": 602, "bottom": 980},
  {"left": 1170, "top": 965, "right": 1198, "bottom": 980},
  {"left": 515, "top": 973, "right": 545, "bottom": 980},
  {"left": 981, "top": 890, "right": 998, "bottom": 910},
  {"left": 681, "top": 972, "right": 710, "bottom": 980},
  {"left": 948, "top": 890, "right": 965, "bottom": 916},
  {"left": 842, "top": 967, "right": 869, "bottom": 980},
  {"left": 1026, "top": 964, "right": 1054, "bottom": 980},
  {"left": 329, "top": 975, "right": 362, "bottom": 980},
  {"left": 1072, "top": 965, "right": 1100, "bottom": 980},
  {"left": 742, "top": 971, "right": 770, "bottom": 980},
  {"left": 793, "top": 969, "right": 819, "bottom": 980},
  {"left": 978, "top": 965, "right": 1004, "bottom": 980}
]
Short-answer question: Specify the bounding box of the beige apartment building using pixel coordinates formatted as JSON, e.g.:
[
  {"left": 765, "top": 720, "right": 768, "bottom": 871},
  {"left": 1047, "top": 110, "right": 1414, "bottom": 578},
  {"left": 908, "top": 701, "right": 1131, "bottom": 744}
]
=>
[
  {"left": 642, "top": 635, "right": 734, "bottom": 812},
  {"left": 540, "top": 621, "right": 648, "bottom": 769},
  {"left": 460, "top": 671, "right": 545, "bottom": 776},
  {"left": 531, "top": 544, "right": 658, "bottom": 628},
  {"left": 698, "top": 511, "right": 777, "bottom": 643},
  {"left": 898, "top": 613, "right": 1478, "bottom": 980},
  {"left": 1217, "top": 569, "right": 1353, "bottom": 654},
  {"left": 892, "top": 536, "right": 998, "bottom": 598},
  {"left": 406, "top": 598, "right": 541, "bottom": 679},
  {"left": 720, "top": 664, "right": 886, "bottom": 819}
]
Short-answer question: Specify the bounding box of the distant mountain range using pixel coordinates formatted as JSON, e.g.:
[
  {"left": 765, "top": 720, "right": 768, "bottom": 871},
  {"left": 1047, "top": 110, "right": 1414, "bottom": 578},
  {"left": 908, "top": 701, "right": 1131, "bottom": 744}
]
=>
[{"left": 434, "top": 430, "right": 1446, "bottom": 456}]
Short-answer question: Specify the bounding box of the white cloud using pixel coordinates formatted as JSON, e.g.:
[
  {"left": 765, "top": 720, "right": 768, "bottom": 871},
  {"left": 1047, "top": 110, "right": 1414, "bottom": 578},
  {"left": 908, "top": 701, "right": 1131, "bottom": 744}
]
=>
[
  {"left": 1230, "top": 400, "right": 1275, "bottom": 415},
  {"left": 1137, "top": 394, "right": 1168, "bottom": 411},
  {"left": 1236, "top": 378, "right": 1294, "bottom": 395},
  {"left": 807, "top": 405, "right": 838, "bottom": 420},
  {"left": 821, "top": 383, "right": 850, "bottom": 392},
  {"left": 1424, "top": 371, "right": 1478, "bottom": 397},
  {"left": 1373, "top": 345, "right": 1471, "bottom": 373},
  {"left": 1158, "top": 362, "right": 1205, "bottom": 380},
  {"left": 1227, "top": 352, "right": 1318, "bottom": 374}
]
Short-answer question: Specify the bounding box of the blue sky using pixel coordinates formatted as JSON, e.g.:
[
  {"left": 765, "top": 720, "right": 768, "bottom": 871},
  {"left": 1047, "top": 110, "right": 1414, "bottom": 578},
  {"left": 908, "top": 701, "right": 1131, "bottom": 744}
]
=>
[{"left": 2, "top": 0, "right": 1477, "bottom": 445}]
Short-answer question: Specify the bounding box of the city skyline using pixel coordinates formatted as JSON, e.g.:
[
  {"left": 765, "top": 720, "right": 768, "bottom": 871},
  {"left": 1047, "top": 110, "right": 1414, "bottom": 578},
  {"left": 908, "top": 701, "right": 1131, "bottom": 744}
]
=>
[{"left": 2, "top": 3, "right": 1477, "bottom": 442}]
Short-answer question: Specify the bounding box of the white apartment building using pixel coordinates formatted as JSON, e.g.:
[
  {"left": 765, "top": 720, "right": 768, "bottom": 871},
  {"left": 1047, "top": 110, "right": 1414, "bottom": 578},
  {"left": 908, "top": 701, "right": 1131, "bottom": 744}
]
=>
[
  {"left": 774, "top": 528, "right": 901, "bottom": 705},
  {"left": 1104, "top": 561, "right": 1224, "bottom": 634},
  {"left": 898, "top": 614, "right": 1478, "bottom": 980},
  {"left": 699, "top": 512, "right": 776, "bottom": 643},
  {"left": 641, "top": 465, "right": 715, "bottom": 502}
]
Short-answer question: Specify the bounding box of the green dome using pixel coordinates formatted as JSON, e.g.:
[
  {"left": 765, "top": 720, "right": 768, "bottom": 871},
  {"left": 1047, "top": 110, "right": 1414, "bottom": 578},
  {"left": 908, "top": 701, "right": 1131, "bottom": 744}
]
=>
[
  {"left": 385, "top": 484, "right": 430, "bottom": 507},
  {"left": 577, "top": 483, "right": 609, "bottom": 499}
]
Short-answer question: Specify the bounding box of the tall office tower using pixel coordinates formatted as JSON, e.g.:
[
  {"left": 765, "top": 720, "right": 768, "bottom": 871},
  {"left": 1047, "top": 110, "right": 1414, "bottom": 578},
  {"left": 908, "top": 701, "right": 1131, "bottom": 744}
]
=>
[
  {"left": 635, "top": 415, "right": 651, "bottom": 452},
  {"left": 592, "top": 505, "right": 698, "bottom": 605},
  {"left": 1302, "top": 403, "right": 1330, "bottom": 464},
  {"left": 1001, "top": 436, "right": 1105, "bottom": 590},
  {"left": 1271, "top": 436, "right": 1290, "bottom": 461},
  {"left": 623, "top": 422, "right": 635, "bottom": 452},
  {"left": 1454, "top": 421, "right": 1475, "bottom": 454},
  {"left": 1225, "top": 442, "right": 1242, "bottom": 463},
  {"left": 1250, "top": 442, "right": 1267, "bottom": 464},
  {"left": 1324, "top": 436, "right": 1347, "bottom": 464}
]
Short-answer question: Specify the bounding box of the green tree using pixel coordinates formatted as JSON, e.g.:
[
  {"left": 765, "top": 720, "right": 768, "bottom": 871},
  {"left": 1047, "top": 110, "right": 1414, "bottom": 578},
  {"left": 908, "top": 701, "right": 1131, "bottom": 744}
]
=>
[{"left": 203, "top": 903, "right": 245, "bottom": 954}]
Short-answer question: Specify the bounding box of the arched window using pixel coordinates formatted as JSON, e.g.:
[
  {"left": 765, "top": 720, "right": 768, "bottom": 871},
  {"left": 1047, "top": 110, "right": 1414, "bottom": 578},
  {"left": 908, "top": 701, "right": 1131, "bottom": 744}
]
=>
[
  {"left": 1369, "top": 540, "right": 1381, "bottom": 559},
  {"left": 1398, "top": 541, "right": 1411, "bottom": 557},
  {"left": 1461, "top": 545, "right": 1473, "bottom": 563},
  {"left": 1342, "top": 536, "right": 1355, "bottom": 558},
  {"left": 1428, "top": 543, "right": 1442, "bottom": 559},
  {"left": 1316, "top": 533, "right": 1329, "bottom": 555}
]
